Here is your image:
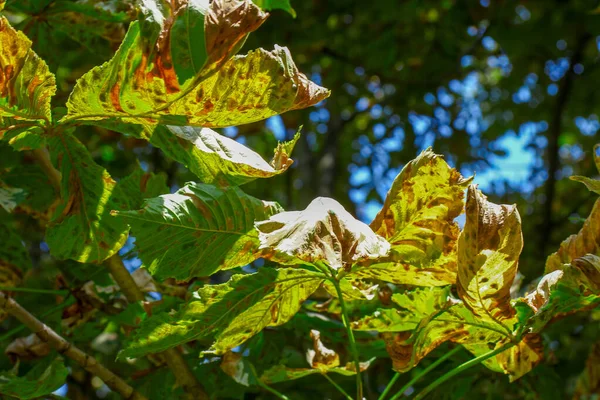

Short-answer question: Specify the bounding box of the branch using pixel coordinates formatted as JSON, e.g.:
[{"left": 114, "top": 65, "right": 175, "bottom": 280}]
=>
[
  {"left": 106, "top": 256, "right": 208, "bottom": 400},
  {"left": 0, "top": 291, "right": 148, "bottom": 400}
]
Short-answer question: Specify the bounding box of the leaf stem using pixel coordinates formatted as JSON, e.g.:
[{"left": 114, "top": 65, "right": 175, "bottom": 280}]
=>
[
  {"left": 249, "top": 364, "right": 289, "bottom": 400},
  {"left": 386, "top": 345, "right": 463, "bottom": 400},
  {"left": 323, "top": 373, "right": 353, "bottom": 400},
  {"left": 330, "top": 278, "right": 364, "bottom": 399},
  {"left": 31, "top": 147, "right": 61, "bottom": 194},
  {"left": 412, "top": 342, "right": 515, "bottom": 400},
  {"left": 0, "top": 286, "right": 69, "bottom": 295}
]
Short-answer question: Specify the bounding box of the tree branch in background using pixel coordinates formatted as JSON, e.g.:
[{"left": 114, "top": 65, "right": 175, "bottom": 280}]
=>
[
  {"left": 105, "top": 256, "right": 208, "bottom": 400},
  {"left": 539, "top": 32, "right": 592, "bottom": 259},
  {"left": 0, "top": 292, "right": 148, "bottom": 400}
]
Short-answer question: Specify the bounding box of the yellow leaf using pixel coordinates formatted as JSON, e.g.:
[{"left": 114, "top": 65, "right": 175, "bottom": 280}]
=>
[
  {"left": 350, "top": 148, "right": 471, "bottom": 286},
  {"left": 457, "top": 185, "right": 522, "bottom": 328}
]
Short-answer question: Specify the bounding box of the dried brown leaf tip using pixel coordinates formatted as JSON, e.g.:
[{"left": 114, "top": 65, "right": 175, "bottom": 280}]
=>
[{"left": 307, "top": 330, "right": 340, "bottom": 369}]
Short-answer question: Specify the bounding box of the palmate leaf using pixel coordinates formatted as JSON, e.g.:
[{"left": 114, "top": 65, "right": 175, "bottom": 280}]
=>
[
  {"left": 0, "top": 357, "right": 68, "bottom": 400},
  {"left": 145, "top": 125, "right": 299, "bottom": 186},
  {"left": 64, "top": 0, "right": 328, "bottom": 129},
  {"left": 0, "top": 16, "right": 56, "bottom": 138},
  {"left": 349, "top": 149, "right": 471, "bottom": 286},
  {"left": 545, "top": 199, "right": 600, "bottom": 273},
  {"left": 1, "top": 163, "right": 56, "bottom": 215},
  {"left": 120, "top": 268, "right": 324, "bottom": 358},
  {"left": 46, "top": 133, "right": 131, "bottom": 263},
  {"left": 457, "top": 185, "right": 523, "bottom": 329},
  {"left": 354, "top": 288, "right": 540, "bottom": 380},
  {"left": 116, "top": 182, "right": 282, "bottom": 280},
  {"left": 256, "top": 197, "right": 390, "bottom": 271}
]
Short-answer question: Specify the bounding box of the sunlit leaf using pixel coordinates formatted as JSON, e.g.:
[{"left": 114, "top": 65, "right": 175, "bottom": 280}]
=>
[
  {"left": 65, "top": 0, "right": 328, "bottom": 129},
  {"left": 520, "top": 254, "right": 600, "bottom": 332},
  {"left": 457, "top": 185, "right": 522, "bottom": 329},
  {"left": 120, "top": 268, "right": 324, "bottom": 358},
  {"left": 349, "top": 149, "right": 471, "bottom": 286},
  {"left": 0, "top": 184, "right": 26, "bottom": 212},
  {"left": 0, "top": 16, "right": 56, "bottom": 138},
  {"left": 116, "top": 182, "right": 281, "bottom": 280},
  {"left": 45, "top": 133, "right": 129, "bottom": 263},
  {"left": 546, "top": 199, "right": 600, "bottom": 273},
  {"left": 256, "top": 197, "right": 390, "bottom": 271},
  {"left": 0, "top": 357, "right": 68, "bottom": 400},
  {"left": 145, "top": 125, "right": 299, "bottom": 186}
]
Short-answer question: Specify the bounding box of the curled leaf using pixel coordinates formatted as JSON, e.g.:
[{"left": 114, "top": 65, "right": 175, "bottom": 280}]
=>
[
  {"left": 546, "top": 199, "right": 600, "bottom": 273},
  {"left": 256, "top": 197, "right": 390, "bottom": 270},
  {"left": 307, "top": 330, "right": 340, "bottom": 369},
  {"left": 457, "top": 185, "right": 522, "bottom": 327}
]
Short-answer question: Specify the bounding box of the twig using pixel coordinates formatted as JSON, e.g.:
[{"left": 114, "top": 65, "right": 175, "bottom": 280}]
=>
[
  {"left": 105, "top": 255, "right": 208, "bottom": 400},
  {"left": 0, "top": 291, "right": 148, "bottom": 400}
]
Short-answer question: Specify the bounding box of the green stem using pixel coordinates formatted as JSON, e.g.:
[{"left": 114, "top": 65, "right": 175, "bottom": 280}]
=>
[
  {"left": 0, "top": 286, "right": 69, "bottom": 295},
  {"left": 249, "top": 364, "right": 289, "bottom": 400},
  {"left": 330, "top": 278, "right": 363, "bottom": 399},
  {"left": 387, "top": 346, "right": 463, "bottom": 400},
  {"left": 379, "top": 372, "right": 401, "bottom": 400},
  {"left": 0, "top": 296, "right": 76, "bottom": 343},
  {"left": 412, "top": 342, "right": 515, "bottom": 400},
  {"left": 323, "top": 373, "right": 353, "bottom": 400}
]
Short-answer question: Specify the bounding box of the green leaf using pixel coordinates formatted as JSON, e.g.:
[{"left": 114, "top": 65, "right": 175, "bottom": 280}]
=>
[
  {"left": 256, "top": 197, "right": 390, "bottom": 270},
  {"left": 252, "top": 0, "right": 296, "bottom": 17},
  {"left": 116, "top": 165, "right": 169, "bottom": 210},
  {"left": 457, "top": 185, "right": 522, "bottom": 329},
  {"left": 120, "top": 268, "right": 324, "bottom": 358},
  {"left": 0, "top": 357, "right": 68, "bottom": 399},
  {"left": 546, "top": 199, "right": 600, "bottom": 273},
  {"left": 1, "top": 163, "right": 56, "bottom": 214},
  {"left": 520, "top": 254, "right": 600, "bottom": 332},
  {"left": 0, "top": 16, "right": 56, "bottom": 137},
  {"left": 352, "top": 287, "right": 455, "bottom": 332},
  {"left": 116, "top": 182, "right": 281, "bottom": 280},
  {"left": 144, "top": 125, "right": 299, "bottom": 186},
  {"left": 348, "top": 148, "right": 471, "bottom": 286},
  {"left": 0, "top": 218, "right": 31, "bottom": 287},
  {"left": 64, "top": 0, "right": 328, "bottom": 129},
  {"left": 45, "top": 133, "right": 129, "bottom": 263}
]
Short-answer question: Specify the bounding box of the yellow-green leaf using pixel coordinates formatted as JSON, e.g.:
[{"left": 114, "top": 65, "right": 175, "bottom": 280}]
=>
[
  {"left": 457, "top": 185, "right": 522, "bottom": 329},
  {"left": 571, "top": 144, "right": 600, "bottom": 194},
  {"left": 120, "top": 268, "right": 324, "bottom": 358},
  {"left": 0, "top": 16, "right": 56, "bottom": 137},
  {"left": 256, "top": 197, "right": 390, "bottom": 271},
  {"left": 116, "top": 182, "right": 281, "bottom": 280},
  {"left": 145, "top": 125, "right": 298, "bottom": 186},
  {"left": 546, "top": 199, "right": 600, "bottom": 273},
  {"left": 65, "top": 0, "right": 328, "bottom": 129},
  {"left": 521, "top": 254, "right": 600, "bottom": 332},
  {"left": 349, "top": 148, "right": 471, "bottom": 286}
]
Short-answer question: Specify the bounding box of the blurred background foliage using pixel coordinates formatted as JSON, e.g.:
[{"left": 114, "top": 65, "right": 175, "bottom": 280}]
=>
[{"left": 1, "top": 0, "right": 600, "bottom": 399}]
